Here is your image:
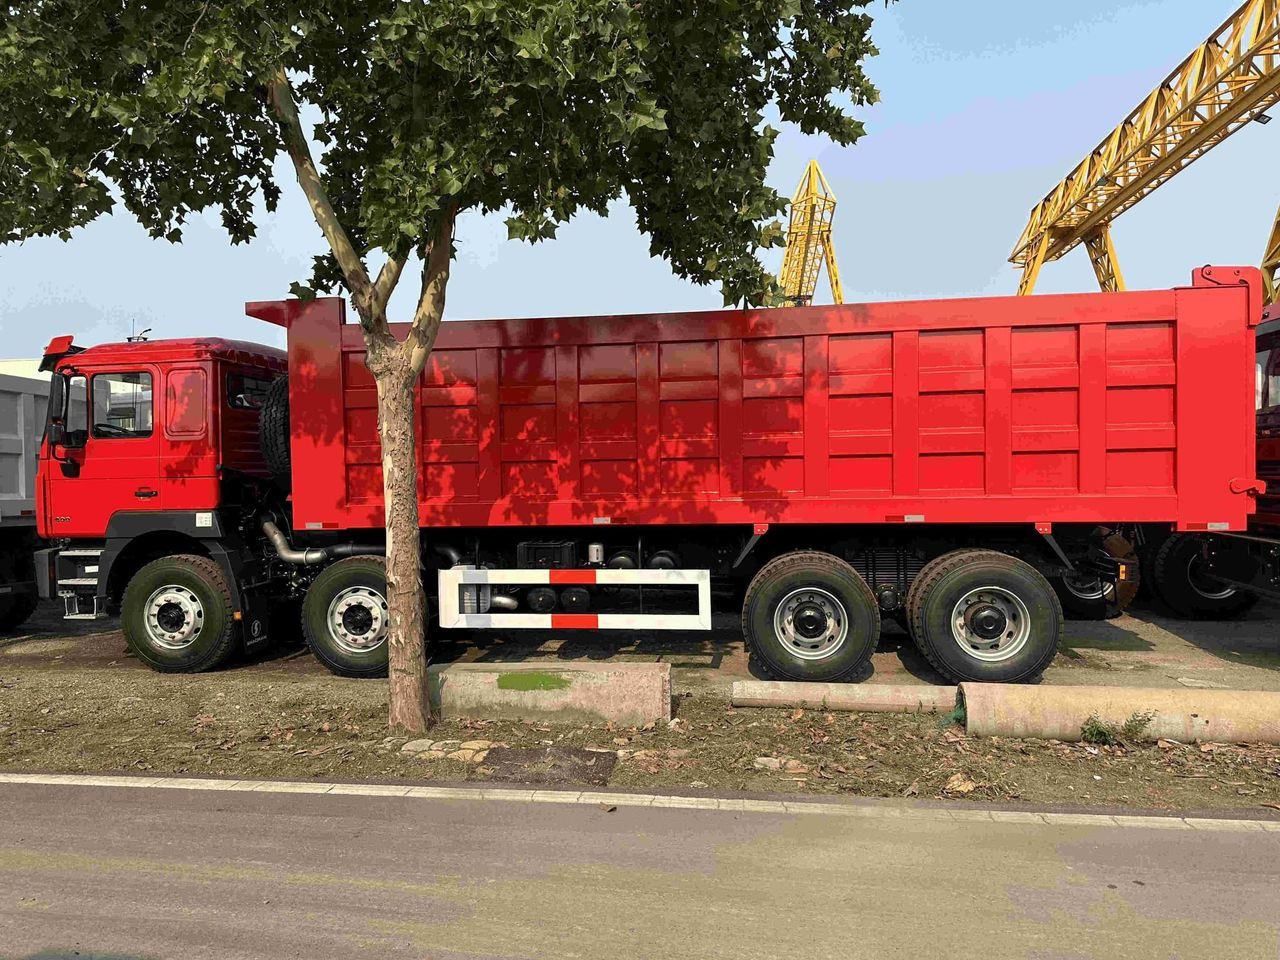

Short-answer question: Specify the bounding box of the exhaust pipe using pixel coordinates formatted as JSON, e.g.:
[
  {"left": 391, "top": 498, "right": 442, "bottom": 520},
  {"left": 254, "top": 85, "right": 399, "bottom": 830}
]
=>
[{"left": 261, "top": 520, "right": 329, "bottom": 565}]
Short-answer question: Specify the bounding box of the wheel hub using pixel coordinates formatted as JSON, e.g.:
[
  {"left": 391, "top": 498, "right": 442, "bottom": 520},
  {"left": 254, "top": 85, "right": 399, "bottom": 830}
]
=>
[
  {"left": 792, "top": 603, "right": 829, "bottom": 639},
  {"left": 341, "top": 604, "right": 374, "bottom": 636},
  {"left": 950, "top": 586, "right": 1032, "bottom": 663},
  {"left": 963, "top": 603, "right": 1007, "bottom": 641},
  {"left": 773, "top": 588, "right": 849, "bottom": 661},
  {"left": 143, "top": 585, "right": 205, "bottom": 651},
  {"left": 155, "top": 602, "right": 187, "bottom": 634},
  {"left": 327, "top": 586, "right": 388, "bottom": 654}
]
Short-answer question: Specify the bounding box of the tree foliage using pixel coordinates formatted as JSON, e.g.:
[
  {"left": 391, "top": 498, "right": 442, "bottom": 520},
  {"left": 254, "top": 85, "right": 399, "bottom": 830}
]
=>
[
  {"left": 2, "top": 0, "right": 890, "bottom": 731},
  {"left": 2, "top": 0, "right": 886, "bottom": 306}
]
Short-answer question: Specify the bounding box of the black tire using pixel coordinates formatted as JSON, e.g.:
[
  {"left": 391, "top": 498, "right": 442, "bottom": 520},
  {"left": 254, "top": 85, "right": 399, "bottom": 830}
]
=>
[
  {"left": 301, "top": 556, "right": 390, "bottom": 678},
  {"left": 260, "top": 375, "right": 291, "bottom": 492},
  {"left": 121, "top": 555, "right": 239, "bottom": 673},
  {"left": 908, "top": 549, "right": 1062, "bottom": 684},
  {"left": 0, "top": 591, "right": 38, "bottom": 631},
  {"left": 741, "top": 551, "right": 880, "bottom": 682},
  {"left": 1050, "top": 532, "right": 1140, "bottom": 621},
  {"left": 1150, "top": 533, "right": 1258, "bottom": 620}
]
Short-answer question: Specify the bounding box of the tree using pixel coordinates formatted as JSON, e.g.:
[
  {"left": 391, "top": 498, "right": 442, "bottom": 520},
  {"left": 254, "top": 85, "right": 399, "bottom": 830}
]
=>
[{"left": 1, "top": 0, "right": 889, "bottom": 731}]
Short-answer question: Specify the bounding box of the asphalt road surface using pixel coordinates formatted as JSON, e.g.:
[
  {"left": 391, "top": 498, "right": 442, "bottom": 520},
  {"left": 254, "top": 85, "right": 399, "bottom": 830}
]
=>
[{"left": 1, "top": 778, "right": 1278, "bottom": 960}]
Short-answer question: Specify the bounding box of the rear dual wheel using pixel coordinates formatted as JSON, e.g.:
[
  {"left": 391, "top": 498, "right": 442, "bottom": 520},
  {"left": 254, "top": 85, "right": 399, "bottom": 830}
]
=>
[
  {"left": 1149, "top": 533, "right": 1257, "bottom": 620},
  {"left": 907, "top": 550, "right": 1061, "bottom": 684},
  {"left": 741, "top": 551, "right": 880, "bottom": 682},
  {"left": 1049, "top": 531, "right": 1139, "bottom": 621}
]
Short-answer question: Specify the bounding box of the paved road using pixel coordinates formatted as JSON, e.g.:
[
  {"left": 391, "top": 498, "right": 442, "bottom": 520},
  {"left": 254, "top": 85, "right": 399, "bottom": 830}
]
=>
[{"left": 1, "top": 779, "right": 1278, "bottom": 960}]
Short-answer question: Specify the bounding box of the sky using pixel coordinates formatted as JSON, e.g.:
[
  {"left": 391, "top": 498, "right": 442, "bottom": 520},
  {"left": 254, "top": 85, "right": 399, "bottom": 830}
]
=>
[{"left": 0, "top": 0, "right": 1269, "bottom": 358}]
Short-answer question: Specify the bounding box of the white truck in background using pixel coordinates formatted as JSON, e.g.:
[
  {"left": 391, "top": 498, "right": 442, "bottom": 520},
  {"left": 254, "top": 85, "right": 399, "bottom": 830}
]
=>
[{"left": 0, "top": 362, "right": 47, "bottom": 631}]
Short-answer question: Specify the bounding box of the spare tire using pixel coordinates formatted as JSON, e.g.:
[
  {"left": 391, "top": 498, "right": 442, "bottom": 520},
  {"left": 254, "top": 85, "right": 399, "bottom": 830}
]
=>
[{"left": 260, "top": 375, "right": 291, "bottom": 491}]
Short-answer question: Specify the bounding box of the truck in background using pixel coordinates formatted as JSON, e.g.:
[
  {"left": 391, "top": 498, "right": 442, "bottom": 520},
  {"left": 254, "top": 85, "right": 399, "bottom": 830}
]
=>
[
  {"left": 0, "top": 364, "right": 49, "bottom": 631},
  {"left": 31, "top": 266, "right": 1265, "bottom": 684}
]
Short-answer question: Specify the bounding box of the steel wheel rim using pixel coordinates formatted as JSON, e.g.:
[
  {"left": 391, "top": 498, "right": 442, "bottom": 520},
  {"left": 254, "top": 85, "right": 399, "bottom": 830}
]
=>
[
  {"left": 144, "top": 585, "right": 205, "bottom": 651},
  {"left": 327, "top": 585, "right": 389, "bottom": 655},
  {"left": 950, "top": 585, "right": 1031, "bottom": 663},
  {"left": 773, "top": 587, "right": 849, "bottom": 661},
  {"left": 1062, "top": 571, "right": 1111, "bottom": 602},
  {"left": 1186, "top": 555, "right": 1235, "bottom": 600}
]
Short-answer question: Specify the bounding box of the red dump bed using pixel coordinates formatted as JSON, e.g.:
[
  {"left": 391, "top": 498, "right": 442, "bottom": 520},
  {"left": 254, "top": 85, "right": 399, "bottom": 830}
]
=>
[{"left": 249, "top": 266, "right": 1262, "bottom": 533}]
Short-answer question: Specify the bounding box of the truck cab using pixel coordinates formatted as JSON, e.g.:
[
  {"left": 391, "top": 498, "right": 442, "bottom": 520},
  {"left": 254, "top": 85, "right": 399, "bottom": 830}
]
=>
[{"left": 36, "top": 335, "right": 285, "bottom": 647}]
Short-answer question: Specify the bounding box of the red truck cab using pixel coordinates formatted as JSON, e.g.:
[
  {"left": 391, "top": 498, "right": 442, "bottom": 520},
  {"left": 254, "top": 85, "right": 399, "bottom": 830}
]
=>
[{"left": 37, "top": 336, "right": 284, "bottom": 628}]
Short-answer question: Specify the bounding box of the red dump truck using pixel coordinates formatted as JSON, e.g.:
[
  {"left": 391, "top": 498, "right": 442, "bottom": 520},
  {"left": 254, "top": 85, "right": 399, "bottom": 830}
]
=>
[{"left": 32, "top": 265, "right": 1265, "bottom": 684}]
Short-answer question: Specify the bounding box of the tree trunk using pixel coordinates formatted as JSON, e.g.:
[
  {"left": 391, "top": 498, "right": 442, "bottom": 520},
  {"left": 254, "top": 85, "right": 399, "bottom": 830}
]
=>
[{"left": 366, "top": 336, "right": 432, "bottom": 732}]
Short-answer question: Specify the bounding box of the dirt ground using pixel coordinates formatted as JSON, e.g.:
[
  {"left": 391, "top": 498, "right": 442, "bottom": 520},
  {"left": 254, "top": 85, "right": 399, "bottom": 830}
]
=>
[{"left": 2, "top": 599, "right": 1280, "bottom": 814}]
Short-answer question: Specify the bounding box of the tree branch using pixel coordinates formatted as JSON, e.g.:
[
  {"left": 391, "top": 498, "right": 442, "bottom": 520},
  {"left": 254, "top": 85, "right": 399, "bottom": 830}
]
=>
[
  {"left": 265, "top": 65, "right": 379, "bottom": 330},
  {"left": 404, "top": 204, "right": 458, "bottom": 376},
  {"left": 372, "top": 254, "right": 407, "bottom": 315}
]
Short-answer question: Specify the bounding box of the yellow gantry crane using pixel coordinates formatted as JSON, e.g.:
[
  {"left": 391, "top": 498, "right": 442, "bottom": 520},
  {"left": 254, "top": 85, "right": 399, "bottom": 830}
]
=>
[
  {"left": 1011, "top": 0, "right": 1280, "bottom": 303},
  {"left": 779, "top": 160, "right": 844, "bottom": 306}
]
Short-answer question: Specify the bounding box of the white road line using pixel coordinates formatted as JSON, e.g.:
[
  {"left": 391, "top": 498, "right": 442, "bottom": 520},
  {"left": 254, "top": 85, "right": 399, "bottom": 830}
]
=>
[{"left": 0, "top": 771, "right": 1277, "bottom": 832}]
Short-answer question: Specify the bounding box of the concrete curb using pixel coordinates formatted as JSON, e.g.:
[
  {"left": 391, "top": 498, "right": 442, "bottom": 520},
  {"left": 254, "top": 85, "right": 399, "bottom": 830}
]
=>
[
  {"left": 1, "top": 772, "right": 1277, "bottom": 832},
  {"left": 731, "top": 680, "right": 956, "bottom": 714},
  {"left": 962, "top": 682, "right": 1280, "bottom": 744}
]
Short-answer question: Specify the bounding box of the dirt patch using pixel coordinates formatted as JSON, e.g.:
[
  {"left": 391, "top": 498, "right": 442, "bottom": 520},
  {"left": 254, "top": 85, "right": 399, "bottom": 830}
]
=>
[
  {"left": 480, "top": 746, "right": 615, "bottom": 785},
  {"left": 2, "top": 627, "right": 1280, "bottom": 813}
]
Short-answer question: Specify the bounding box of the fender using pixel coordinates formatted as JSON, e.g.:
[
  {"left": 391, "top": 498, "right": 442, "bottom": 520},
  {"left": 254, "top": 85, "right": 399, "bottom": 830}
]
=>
[{"left": 98, "top": 509, "right": 235, "bottom": 596}]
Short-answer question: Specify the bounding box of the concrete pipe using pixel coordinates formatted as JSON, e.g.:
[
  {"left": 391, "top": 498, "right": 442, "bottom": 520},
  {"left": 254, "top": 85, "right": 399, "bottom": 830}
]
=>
[
  {"left": 731, "top": 681, "right": 957, "bottom": 715},
  {"left": 960, "top": 683, "right": 1280, "bottom": 744}
]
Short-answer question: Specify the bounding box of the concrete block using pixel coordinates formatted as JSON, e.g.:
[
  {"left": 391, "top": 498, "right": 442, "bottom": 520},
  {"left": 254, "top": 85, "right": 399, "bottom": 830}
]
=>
[
  {"left": 732, "top": 680, "right": 956, "bottom": 714},
  {"left": 428, "top": 661, "right": 671, "bottom": 726}
]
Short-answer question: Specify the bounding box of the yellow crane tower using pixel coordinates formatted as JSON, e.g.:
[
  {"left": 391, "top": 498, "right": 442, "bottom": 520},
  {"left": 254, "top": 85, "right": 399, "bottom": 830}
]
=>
[
  {"left": 778, "top": 160, "right": 844, "bottom": 306},
  {"left": 1011, "top": 0, "right": 1280, "bottom": 303}
]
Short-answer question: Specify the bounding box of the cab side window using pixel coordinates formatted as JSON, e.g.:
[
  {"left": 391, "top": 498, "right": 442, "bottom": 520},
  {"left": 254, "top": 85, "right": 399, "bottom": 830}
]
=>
[
  {"left": 64, "top": 375, "right": 88, "bottom": 447},
  {"left": 91, "top": 372, "right": 153, "bottom": 439}
]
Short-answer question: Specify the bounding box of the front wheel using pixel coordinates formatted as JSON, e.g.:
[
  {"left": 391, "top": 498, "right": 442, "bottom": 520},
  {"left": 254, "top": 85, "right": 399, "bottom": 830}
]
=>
[
  {"left": 0, "top": 591, "right": 38, "bottom": 632},
  {"left": 301, "top": 556, "right": 390, "bottom": 678},
  {"left": 741, "top": 551, "right": 880, "bottom": 682},
  {"left": 121, "top": 555, "right": 239, "bottom": 673},
  {"left": 907, "top": 549, "right": 1061, "bottom": 684}
]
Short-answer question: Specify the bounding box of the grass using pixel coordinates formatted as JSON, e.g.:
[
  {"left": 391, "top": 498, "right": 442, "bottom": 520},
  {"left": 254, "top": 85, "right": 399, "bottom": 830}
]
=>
[
  {"left": 495, "top": 671, "right": 572, "bottom": 692},
  {"left": 1080, "top": 710, "right": 1157, "bottom": 746}
]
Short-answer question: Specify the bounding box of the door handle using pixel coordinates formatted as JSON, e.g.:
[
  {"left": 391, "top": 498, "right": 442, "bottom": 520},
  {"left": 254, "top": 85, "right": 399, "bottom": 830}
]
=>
[{"left": 134, "top": 488, "right": 158, "bottom": 499}]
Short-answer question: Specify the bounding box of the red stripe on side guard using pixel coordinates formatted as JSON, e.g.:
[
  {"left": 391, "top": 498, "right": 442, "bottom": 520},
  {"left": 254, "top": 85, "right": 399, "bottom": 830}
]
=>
[
  {"left": 552, "top": 614, "right": 599, "bottom": 629},
  {"left": 549, "top": 570, "right": 597, "bottom": 584}
]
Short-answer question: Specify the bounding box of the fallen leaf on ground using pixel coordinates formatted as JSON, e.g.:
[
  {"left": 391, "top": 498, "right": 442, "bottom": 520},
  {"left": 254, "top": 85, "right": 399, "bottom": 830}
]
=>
[
  {"left": 945, "top": 773, "right": 977, "bottom": 796},
  {"left": 903, "top": 783, "right": 919, "bottom": 797},
  {"left": 790, "top": 708, "right": 804, "bottom": 721},
  {"left": 600, "top": 804, "right": 617, "bottom": 813}
]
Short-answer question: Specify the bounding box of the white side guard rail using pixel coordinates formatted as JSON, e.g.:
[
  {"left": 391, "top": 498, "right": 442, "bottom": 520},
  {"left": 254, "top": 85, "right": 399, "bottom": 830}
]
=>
[{"left": 437, "top": 567, "right": 712, "bottom": 631}]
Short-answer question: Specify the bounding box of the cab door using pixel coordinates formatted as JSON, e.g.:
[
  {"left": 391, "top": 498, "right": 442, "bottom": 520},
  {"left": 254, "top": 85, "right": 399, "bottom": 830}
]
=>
[{"left": 47, "top": 367, "right": 161, "bottom": 538}]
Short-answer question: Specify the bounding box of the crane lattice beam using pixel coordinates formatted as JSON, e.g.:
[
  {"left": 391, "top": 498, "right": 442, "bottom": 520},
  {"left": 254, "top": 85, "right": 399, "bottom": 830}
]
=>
[
  {"left": 779, "top": 160, "right": 844, "bottom": 306},
  {"left": 1011, "top": 0, "right": 1280, "bottom": 296}
]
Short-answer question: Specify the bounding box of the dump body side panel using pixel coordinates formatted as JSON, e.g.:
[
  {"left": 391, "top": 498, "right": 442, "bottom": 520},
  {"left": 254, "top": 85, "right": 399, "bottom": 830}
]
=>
[{"left": 276, "top": 275, "right": 1259, "bottom": 534}]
